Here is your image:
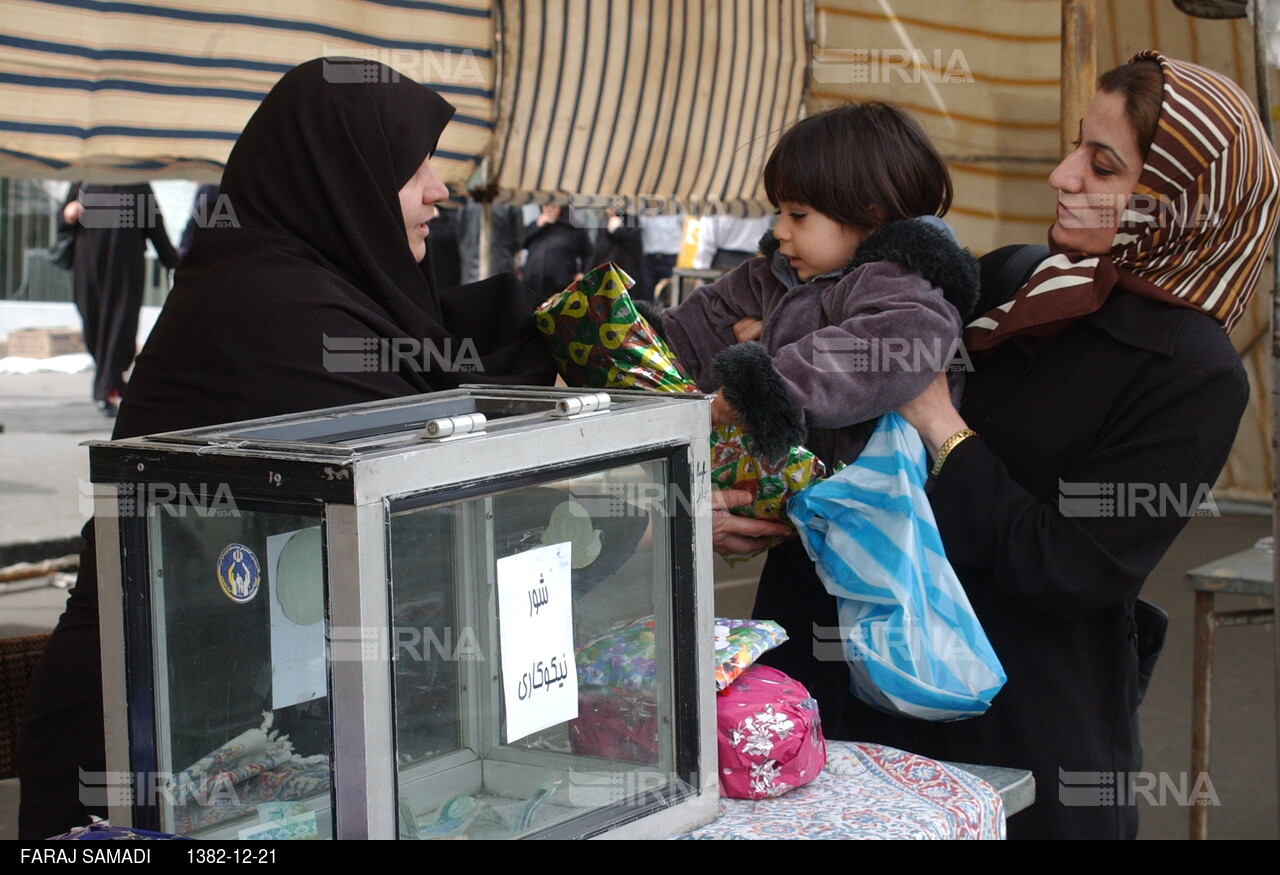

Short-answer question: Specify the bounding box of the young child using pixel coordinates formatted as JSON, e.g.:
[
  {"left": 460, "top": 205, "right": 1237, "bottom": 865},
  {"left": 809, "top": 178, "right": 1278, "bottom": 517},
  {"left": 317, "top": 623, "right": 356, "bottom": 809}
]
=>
[{"left": 654, "top": 102, "right": 980, "bottom": 710}]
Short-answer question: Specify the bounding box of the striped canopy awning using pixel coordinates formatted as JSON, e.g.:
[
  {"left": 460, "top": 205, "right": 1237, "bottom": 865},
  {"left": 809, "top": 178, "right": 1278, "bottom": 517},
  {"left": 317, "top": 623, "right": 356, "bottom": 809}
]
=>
[
  {"left": 0, "top": 0, "right": 497, "bottom": 185},
  {"left": 0, "top": 0, "right": 808, "bottom": 214},
  {"left": 490, "top": 0, "right": 807, "bottom": 214}
]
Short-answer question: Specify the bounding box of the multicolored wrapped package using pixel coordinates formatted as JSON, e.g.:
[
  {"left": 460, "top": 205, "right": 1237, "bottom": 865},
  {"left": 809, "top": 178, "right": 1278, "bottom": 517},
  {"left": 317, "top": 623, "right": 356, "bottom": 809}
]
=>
[
  {"left": 568, "top": 615, "right": 790, "bottom": 762},
  {"left": 713, "top": 618, "right": 789, "bottom": 691},
  {"left": 710, "top": 424, "right": 825, "bottom": 522},
  {"left": 532, "top": 263, "right": 698, "bottom": 395},
  {"left": 49, "top": 821, "right": 194, "bottom": 840},
  {"left": 167, "top": 712, "right": 329, "bottom": 835},
  {"left": 572, "top": 615, "right": 658, "bottom": 693},
  {"left": 533, "top": 262, "right": 825, "bottom": 531},
  {"left": 568, "top": 615, "right": 659, "bottom": 764},
  {"left": 569, "top": 690, "right": 660, "bottom": 765},
  {"left": 572, "top": 615, "right": 789, "bottom": 694}
]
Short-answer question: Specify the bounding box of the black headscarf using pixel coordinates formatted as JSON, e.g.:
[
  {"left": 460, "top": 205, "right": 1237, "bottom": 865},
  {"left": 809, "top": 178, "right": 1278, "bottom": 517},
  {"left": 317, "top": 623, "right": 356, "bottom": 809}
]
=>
[{"left": 116, "top": 57, "right": 554, "bottom": 440}]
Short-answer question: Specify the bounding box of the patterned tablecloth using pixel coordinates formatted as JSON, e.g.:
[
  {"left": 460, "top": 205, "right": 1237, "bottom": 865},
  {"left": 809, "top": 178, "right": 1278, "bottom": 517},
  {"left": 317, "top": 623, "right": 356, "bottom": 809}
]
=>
[{"left": 680, "top": 740, "right": 1006, "bottom": 840}]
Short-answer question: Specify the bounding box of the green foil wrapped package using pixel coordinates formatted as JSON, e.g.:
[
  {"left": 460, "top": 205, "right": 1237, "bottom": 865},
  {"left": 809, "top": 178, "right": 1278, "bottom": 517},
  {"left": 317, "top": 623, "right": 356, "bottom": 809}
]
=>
[{"left": 533, "top": 263, "right": 699, "bottom": 395}]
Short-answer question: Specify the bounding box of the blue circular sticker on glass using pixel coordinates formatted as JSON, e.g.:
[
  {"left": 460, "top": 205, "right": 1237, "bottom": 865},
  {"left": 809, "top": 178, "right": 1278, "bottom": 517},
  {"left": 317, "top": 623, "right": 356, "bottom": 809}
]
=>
[{"left": 217, "top": 543, "right": 261, "bottom": 604}]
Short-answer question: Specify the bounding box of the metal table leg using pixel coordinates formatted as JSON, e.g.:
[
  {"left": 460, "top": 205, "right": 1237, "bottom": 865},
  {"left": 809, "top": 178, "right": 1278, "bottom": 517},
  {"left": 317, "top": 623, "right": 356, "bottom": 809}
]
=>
[{"left": 1190, "top": 589, "right": 1213, "bottom": 840}]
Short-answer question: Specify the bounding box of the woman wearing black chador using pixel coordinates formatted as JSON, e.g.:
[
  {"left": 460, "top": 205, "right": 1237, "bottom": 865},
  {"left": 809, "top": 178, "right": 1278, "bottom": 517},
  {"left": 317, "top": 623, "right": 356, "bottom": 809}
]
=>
[
  {"left": 59, "top": 182, "right": 179, "bottom": 416},
  {"left": 18, "top": 57, "right": 556, "bottom": 840}
]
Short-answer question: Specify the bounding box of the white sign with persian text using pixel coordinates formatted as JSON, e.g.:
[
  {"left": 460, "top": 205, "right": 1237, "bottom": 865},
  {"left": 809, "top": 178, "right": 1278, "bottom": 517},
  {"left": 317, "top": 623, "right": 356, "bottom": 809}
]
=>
[{"left": 497, "top": 541, "right": 578, "bottom": 742}]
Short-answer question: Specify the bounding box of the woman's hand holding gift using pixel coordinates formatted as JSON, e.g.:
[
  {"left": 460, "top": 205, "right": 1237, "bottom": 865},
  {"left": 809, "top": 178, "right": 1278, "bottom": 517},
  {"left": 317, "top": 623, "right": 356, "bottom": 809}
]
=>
[{"left": 710, "top": 488, "right": 793, "bottom": 558}]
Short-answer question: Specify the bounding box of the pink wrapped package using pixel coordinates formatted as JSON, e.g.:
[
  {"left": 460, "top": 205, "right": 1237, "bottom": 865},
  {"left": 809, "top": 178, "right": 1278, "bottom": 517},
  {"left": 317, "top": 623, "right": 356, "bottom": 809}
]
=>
[{"left": 717, "top": 664, "right": 826, "bottom": 799}]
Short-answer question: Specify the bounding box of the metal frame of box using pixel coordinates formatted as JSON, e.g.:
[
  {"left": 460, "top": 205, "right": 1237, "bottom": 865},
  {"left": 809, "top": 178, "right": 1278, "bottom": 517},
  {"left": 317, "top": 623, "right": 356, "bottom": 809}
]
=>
[{"left": 88, "top": 386, "right": 718, "bottom": 839}]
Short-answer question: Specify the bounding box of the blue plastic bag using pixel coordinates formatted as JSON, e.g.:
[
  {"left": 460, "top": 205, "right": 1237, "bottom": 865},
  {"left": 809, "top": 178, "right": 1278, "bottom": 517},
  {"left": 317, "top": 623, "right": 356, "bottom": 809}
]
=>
[{"left": 787, "top": 413, "right": 1005, "bottom": 721}]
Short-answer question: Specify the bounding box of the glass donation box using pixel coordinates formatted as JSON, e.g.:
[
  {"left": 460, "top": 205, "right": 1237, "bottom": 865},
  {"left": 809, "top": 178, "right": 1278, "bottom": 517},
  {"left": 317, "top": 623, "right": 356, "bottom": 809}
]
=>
[{"left": 87, "top": 386, "right": 718, "bottom": 840}]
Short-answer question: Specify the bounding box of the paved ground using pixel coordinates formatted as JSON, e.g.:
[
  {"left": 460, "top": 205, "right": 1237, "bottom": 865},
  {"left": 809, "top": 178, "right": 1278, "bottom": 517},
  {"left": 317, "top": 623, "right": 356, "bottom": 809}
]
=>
[
  {"left": 0, "top": 367, "right": 1275, "bottom": 839},
  {"left": 0, "top": 365, "right": 110, "bottom": 551}
]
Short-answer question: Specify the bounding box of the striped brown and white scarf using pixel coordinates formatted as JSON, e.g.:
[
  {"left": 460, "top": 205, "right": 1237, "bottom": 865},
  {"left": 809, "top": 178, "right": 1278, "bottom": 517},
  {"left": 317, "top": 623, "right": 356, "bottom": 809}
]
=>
[{"left": 967, "top": 51, "right": 1280, "bottom": 351}]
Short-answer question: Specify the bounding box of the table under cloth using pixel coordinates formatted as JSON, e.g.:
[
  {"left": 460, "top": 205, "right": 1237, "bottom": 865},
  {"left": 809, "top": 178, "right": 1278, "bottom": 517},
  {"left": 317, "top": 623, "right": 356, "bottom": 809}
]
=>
[{"left": 679, "top": 740, "right": 1006, "bottom": 840}]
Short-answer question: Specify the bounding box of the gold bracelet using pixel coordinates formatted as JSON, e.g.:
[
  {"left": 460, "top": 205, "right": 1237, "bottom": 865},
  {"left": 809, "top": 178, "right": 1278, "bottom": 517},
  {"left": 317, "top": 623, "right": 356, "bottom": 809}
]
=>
[{"left": 930, "top": 429, "right": 977, "bottom": 478}]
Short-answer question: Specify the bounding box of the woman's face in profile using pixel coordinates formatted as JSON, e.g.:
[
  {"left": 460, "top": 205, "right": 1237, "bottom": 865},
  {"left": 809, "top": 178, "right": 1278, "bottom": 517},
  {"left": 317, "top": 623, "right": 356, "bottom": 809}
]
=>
[
  {"left": 1048, "top": 89, "right": 1145, "bottom": 255},
  {"left": 398, "top": 155, "right": 449, "bottom": 262}
]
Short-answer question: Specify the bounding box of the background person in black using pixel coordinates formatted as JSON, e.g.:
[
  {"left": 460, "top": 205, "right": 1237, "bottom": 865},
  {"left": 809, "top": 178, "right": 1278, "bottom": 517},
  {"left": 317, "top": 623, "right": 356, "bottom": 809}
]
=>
[
  {"left": 59, "top": 182, "right": 179, "bottom": 416},
  {"left": 18, "top": 57, "right": 556, "bottom": 840},
  {"left": 521, "top": 203, "right": 592, "bottom": 297},
  {"left": 426, "top": 202, "right": 463, "bottom": 291},
  {"left": 588, "top": 207, "right": 645, "bottom": 297}
]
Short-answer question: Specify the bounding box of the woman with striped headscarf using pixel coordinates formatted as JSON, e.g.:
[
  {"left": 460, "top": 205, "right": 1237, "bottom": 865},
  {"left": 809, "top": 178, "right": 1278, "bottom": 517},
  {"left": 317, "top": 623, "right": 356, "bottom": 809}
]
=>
[{"left": 842, "top": 52, "right": 1280, "bottom": 839}]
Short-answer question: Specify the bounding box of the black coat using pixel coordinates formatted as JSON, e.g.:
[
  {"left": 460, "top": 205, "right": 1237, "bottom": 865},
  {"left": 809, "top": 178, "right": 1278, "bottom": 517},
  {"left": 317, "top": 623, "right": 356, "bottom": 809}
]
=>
[
  {"left": 62, "top": 182, "right": 178, "bottom": 402},
  {"left": 588, "top": 220, "right": 644, "bottom": 287},
  {"left": 756, "top": 288, "right": 1248, "bottom": 840},
  {"left": 426, "top": 205, "right": 462, "bottom": 292},
  {"left": 522, "top": 218, "right": 591, "bottom": 297},
  {"left": 176, "top": 183, "right": 222, "bottom": 263}
]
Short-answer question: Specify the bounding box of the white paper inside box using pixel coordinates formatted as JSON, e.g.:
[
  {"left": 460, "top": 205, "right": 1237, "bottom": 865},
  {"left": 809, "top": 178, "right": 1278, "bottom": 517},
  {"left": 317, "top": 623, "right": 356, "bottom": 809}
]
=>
[{"left": 6, "top": 327, "right": 85, "bottom": 359}]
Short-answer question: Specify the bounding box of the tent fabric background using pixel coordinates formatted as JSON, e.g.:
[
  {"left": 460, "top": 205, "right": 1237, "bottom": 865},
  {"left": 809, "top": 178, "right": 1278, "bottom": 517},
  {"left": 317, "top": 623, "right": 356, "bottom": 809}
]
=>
[
  {"left": 0, "top": 0, "right": 496, "bottom": 186},
  {"left": 489, "top": 0, "right": 807, "bottom": 214},
  {"left": 0, "top": 0, "right": 809, "bottom": 212}
]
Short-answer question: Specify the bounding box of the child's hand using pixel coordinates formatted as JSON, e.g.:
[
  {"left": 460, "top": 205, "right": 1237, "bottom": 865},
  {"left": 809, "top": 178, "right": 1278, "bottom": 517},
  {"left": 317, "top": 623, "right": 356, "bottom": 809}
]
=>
[
  {"left": 732, "top": 317, "right": 763, "bottom": 343},
  {"left": 709, "top": 389, "right": 741, "bottom": 427}
]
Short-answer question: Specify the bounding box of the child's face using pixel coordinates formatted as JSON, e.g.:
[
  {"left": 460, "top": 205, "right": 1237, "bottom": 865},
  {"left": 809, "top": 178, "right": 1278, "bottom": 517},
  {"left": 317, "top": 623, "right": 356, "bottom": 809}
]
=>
[{"left": 772, "top": 202, "right": 865, "bottom": 281}]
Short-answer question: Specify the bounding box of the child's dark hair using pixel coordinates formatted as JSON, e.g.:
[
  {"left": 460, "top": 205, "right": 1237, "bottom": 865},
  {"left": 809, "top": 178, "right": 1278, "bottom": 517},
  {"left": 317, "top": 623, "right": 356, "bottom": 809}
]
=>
[{"left": 763, "top": 102, "right": 953, "bottom": 232}]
